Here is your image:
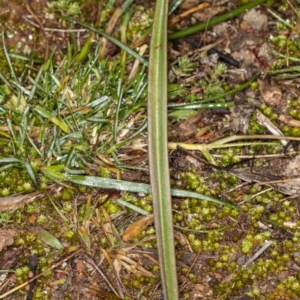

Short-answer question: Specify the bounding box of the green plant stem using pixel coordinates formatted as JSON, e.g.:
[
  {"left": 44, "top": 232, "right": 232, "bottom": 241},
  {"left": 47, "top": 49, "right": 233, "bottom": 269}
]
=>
[
  {"left": 268, "top": 66, "right": 300, "bottom": 74},
  {"left": 168, "top": 0, "right": 268, "bottom": 40},
  {"left": 148, "top": 0, "right": 179, "bottom": 298},
  {"left": 168, "top": 76, "right": 255, "bottom": 109},
  {"left": 168, "top": 135, "right": 300, "bottom": 164},
  {"left": 267, "top": 8, "right": 294, "bottom": 29}
]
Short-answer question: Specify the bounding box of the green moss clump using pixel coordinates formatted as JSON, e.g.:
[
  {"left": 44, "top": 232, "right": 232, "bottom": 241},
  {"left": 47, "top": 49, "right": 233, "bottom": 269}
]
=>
[{"left": 61, "top": 188, "right": 74, "bottom": 201}]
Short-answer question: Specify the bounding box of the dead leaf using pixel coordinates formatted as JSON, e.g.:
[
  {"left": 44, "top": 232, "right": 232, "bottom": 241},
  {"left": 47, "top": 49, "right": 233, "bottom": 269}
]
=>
[
  {"left": 169, "top": 110, "right": 204, "bottom": 142},
  {"left": 174, "top": 231, "right": 190, "bottom": 248},
  {"left": 101, "top": 206, "right": 122, "bottom": 243},
  {"left": 258, "top": 79, "right": 282, "bottom": 108},
  {"left": 278, "top": 114, "right": 300, "bottom": 127},
  {"left": 117, "top": 254, "right": 157, "bottom": 278},
  {"left": 121, "top": 215, "right": 154, "bottom": 242},
  {"left": 76, "top": 260, "right": 86, "bottom": 273},
  {"left": 113, "top": 258, "right": 122, "bottom": 278},
  {"left": 0, "top": 191, "right": 41, "bottom": 212},
  {"left": 86, "top": 287, "right": 123, "bottom": 300},
  {"left": 28, "top": 215, "right": 37, "bottom": 224},
  {"left": 256, "top": 110, "right": 288, "bottom": 146},
  {"left": 190, "top": 283, "right": 214, "bottom": 299},
  {"left": 229, "top": 155, "right": 300, "bottom": 195},
  {"left": 0, "top": 229, "right": 15, "bottom": 252}
]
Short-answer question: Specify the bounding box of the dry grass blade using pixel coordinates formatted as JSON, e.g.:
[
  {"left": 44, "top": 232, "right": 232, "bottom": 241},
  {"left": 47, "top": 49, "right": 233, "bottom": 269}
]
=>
[
  {"left": 100, "top": 247, "right": 124, "bottom": 298},
  {"left": 85, "top": 287, "right": 123, "bottom": 300},
  {"left": 168, "top": 3, "right": 210, "bottom": 27},
  {"left": 116, "top": 254, "right": 157, "bottom": 278},
  {"left": 121, "top": 214, "right": 154, "bottom": 242}
]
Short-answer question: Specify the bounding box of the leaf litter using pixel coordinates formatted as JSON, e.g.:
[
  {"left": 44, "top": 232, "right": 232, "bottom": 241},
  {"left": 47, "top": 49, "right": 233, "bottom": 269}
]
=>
[{"left": 1, "top": 0, "right": 300, "bottom": 299}]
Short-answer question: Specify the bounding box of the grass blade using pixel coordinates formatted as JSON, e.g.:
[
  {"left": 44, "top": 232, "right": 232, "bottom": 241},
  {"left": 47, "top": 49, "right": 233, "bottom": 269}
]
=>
[
  {"left": 63, "top": 17, "right": 148, "bottom": 67},
  {"left": 38, "top": 228, "right": 64, "bottom": 250},
  {"left": 168, "top": 0, "right": 268, "bottom": 40},
  {"left": 45, "top": 172, "right": 238, "bottom": 208},
  {"left": 1, "top": 31, "right": 18, "bottom": 83},
  {"left": 148, "top": 0, "right": 179, "bottom": 298},
  {"left": 34, "top": 106, "right": 69, "bottom": 133}
]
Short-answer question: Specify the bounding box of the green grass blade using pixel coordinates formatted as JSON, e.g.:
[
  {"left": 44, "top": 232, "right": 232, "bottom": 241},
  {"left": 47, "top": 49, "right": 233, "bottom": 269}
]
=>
[
  {"left": 34, "top": 106, "right": 69, "bottom": 133},
  {"left": 65, "top": 174, "right": 151, "bottom": 193},
  {"left": 168, "top": 0, "right": 267, "bottom": 40},
  {"left": 24, "top": 161, "right": 37, "bottom": 185},
  {"left": 0, "top": 157, "right": 22, "bottom": 164},
  {"left": 1, "top": 31, "right": 18, "bottom": 83},
  {"left": 169, "top": 0, "right": 184, "bottom": 15},
  {"left": 27, "top": 64, "right": 44, "bottom": 102},
  {"left": 121, "top": 0, "right": 135, "bottom": 13},
  {"left": 61, "top": 174, "right": 238, "bottom": 208},
  {"left": 38, "top": 228, "right": 64, "bottom": 250},
  {"left": 148, "top": 0, "right": 179, "bottom": 298},
  {"left": 267, "top": 8, "right": 294, "bottom": 29},
  {"left": 63, "top": 17, "right": 148, "bottom": 67}
]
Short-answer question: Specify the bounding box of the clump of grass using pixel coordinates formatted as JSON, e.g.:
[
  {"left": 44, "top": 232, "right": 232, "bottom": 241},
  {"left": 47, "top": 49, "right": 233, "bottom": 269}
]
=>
[{"left": 0, "top": 32, "right": 148, "bottom": 196}]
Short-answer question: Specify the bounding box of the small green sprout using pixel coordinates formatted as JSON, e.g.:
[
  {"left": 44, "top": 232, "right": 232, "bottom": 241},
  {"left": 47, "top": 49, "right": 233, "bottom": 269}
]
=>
[
  {"left": 61, "top": 188, "right": 74, "bottom": 201},
  {"left": 64, "top": 229, "right": 76, "bottom": 240},
  {"left": 168, "top": 83, "right": 187, "bottom": 99},
  {"left": 47, "top": 0, "right": 81, "bottom": 17},
  {"left": 1, "top": 187, "right": 10, "bottom": 197},
  {"left": 0, "top": 212, "right": 13, "bottom": 225},
  {"left": 105, "top": 201, "right": 121, "bottom": 214},
  {"left": 241, "top": 238, "right": 254, "bottom": 254},
  {"left": 98, "top": 166, "right": 110, "bottom": 178},
  {"left": 172, "top": 56, "right": 196, "bottom": 78},
  {"left": 37, "top": 215, "right": 48, "bottom": 225},
  {"left": 204, "top": 83, "right": 224, "bottom": 98},
  {"left": 213, "top": 63, "right": 227, "bottom": 77}
]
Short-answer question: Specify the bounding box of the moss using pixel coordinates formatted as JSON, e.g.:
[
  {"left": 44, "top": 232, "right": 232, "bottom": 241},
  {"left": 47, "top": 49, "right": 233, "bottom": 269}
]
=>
[{"left": 61, "top": 188, "right": 74, "bottom": 201}]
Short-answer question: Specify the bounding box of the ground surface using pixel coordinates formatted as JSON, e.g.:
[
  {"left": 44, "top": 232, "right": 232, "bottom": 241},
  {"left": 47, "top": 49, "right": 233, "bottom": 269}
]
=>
[{"left": 1, "top": 0, "right": 300, "bottom": 299}]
